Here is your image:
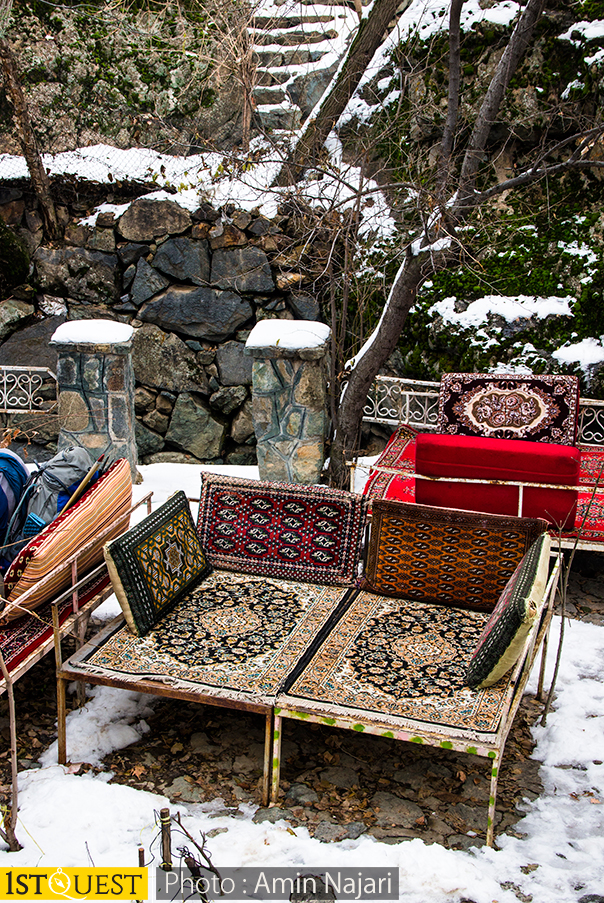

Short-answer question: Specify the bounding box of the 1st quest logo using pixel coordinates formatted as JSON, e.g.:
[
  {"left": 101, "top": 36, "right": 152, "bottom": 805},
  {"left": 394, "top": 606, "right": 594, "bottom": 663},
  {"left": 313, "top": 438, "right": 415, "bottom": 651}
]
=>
[{"left": 0, "top": 867, "right": 147, "bottom": 900}]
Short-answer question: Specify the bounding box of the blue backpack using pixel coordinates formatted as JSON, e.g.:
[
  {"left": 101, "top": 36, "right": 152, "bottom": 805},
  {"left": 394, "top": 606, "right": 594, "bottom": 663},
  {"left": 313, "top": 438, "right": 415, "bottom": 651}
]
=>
[{"left": 0, "top": 449, "right": 29, "bottom": 540}]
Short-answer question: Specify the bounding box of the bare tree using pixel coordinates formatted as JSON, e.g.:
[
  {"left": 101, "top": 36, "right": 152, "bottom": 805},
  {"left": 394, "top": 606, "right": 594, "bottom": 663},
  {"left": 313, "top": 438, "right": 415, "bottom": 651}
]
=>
[
  {"left": 328, "top": 0, "right": 604, "bottom": 486},
  {"left": 0, "top": 0, "right": 59, "bottom": 239}
]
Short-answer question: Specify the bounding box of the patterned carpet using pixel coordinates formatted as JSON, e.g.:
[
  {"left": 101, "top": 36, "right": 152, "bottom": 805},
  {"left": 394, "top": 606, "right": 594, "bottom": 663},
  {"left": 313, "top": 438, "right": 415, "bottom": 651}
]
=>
[
  {"left": 74, "top": 572, "right": 352, "bottom": 700},
  {"left": 0, "top": 572, "right": 110, "bottom": 674},
  {"left": 284, "top": 590, "right": 512, "bottom": 735}
]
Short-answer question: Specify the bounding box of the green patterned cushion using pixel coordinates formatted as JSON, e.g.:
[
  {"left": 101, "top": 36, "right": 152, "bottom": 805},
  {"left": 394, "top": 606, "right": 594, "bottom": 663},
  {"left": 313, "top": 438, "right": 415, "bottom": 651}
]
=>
[
  {"left": 104, "top": 491, "right": 212, "bottom": 636},
  {"left": 465, "top": 533, "right": 551, "bottom": 689}
]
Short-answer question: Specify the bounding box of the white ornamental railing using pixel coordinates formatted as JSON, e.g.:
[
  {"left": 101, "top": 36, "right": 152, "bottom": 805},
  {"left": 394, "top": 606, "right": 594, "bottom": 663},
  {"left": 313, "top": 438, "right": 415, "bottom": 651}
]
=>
[
  {"left": 363, "top": 375, "right": 604, "bottom": 446},
  {"left": 0, "top": 366, "right": 58, "bottom": 414}
]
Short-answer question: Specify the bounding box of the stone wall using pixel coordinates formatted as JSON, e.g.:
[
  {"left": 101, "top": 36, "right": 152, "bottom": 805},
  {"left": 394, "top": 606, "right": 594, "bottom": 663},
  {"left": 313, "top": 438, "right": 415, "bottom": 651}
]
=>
[{"left": 0, "top": 188, "right": 334, "bottom": 465}]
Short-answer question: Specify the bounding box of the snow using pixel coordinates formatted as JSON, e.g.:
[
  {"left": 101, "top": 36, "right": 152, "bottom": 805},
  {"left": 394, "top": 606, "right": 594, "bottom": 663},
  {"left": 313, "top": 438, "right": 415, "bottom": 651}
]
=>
[
  {"left": 553, "top": 337, "right": 604, "bottom": 370},
  {"left": 0, "top": 461, "right": 602, "bottom": 903},
  {"left": 245, "top": 319, "right": 331, "bottom": 351},
  {"left": 430, "top": 294, "right": 574, "bottom": 329},
  {"left": 50, "top": 321, "right": 134, "bottom": 345}
]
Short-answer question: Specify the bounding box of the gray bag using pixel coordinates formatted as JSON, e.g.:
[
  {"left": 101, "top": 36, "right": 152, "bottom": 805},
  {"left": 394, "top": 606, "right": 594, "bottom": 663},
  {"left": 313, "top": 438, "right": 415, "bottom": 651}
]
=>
[{"left": 26, "top": 446, "right": 93, "bottom": 525}]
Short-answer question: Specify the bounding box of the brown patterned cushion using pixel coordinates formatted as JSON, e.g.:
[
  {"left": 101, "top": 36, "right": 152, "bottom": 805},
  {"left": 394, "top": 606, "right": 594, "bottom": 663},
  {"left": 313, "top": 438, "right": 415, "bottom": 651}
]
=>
[
  {"left": 438, "top": 373, "right": 579, "bottom": 445},
  {"left": 465, "top": 533, "right": 551, "bottom": 688},
  {"left": 1, "top": 459, "right": 132, "bottom": 622},
  {"left": 105, "top": 491, "right": 212, "bottom": 636},
  {"left": 196, "top": 473, "right": 367, "bottom": 586},
  {"left": 361, "top": 499, "right": 548, "bottom": 612}
]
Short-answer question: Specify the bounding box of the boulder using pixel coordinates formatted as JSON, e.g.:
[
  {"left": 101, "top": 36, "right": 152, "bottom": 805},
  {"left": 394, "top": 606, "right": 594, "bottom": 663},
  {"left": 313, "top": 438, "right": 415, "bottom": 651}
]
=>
[
  {"left": 34, "top": 246, "right": 120, "bottom": 304},
  {"left": 153, "top": 237, "right": 210, "bottom": 285},
  {"left": 210, "top": 246, "right": 274, "bottom": 293},
  {"left": 165, "top": 392, "right": 226, "bottom": 459},
  {"left": 209, "top": 384, "right": 247, "bottom": 415},
  {"left": 216, "top": 340, "right": 253, "bottom": 386},
  {"left": 287, "top": 291, "right": 321, "bottom": 321},
  {"left": 0, "top": 298, "right": 35, "bottom": 344},
  {"left": 0, "top": 313, "right": 64, "bottom": 367},
  {"left": 132, "top": 323, "right": 210, "bottom": 394},
  {"left": 130, "top": 257, "right": 171, "bottom": 306},
  {"left": 231, "top": 399, "right": 254, "bottom": 444},
  {"left": 135, "top": 419, "right": 165, "bottom": 456},
  {"left": 117, "top": 199, "right": 192, "bottom": 242},
  {"left": 138, "top": 285, "right": 253, "bottom": 341}
]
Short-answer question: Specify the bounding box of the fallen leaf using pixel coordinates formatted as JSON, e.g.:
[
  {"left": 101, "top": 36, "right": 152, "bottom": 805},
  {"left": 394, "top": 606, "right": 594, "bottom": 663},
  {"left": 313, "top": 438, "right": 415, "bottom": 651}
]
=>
[{"left": 132, "top": 764, "right": 146, "bottom": 778}]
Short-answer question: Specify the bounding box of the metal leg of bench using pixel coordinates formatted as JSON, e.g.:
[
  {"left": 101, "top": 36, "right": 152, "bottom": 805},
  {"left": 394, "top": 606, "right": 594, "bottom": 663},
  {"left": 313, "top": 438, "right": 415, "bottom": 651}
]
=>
[
  {"left": 57, "top": 675, "right": 68, "bottom": 765},
  {"left": 486, "top": 750, "right": 502, "bottom": 848},
  {"left": 262, "top": 711, "right": 273, "bottom": 808},
  {"left": 270, "top": 713, "right": 283, "bottom": 805}
]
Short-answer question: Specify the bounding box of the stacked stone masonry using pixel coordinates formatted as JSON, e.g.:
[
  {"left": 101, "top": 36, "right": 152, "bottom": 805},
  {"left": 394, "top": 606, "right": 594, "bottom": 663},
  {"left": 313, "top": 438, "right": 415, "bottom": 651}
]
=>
[{"left": 0, "top": 189, "right": 338, "bottom": 468}]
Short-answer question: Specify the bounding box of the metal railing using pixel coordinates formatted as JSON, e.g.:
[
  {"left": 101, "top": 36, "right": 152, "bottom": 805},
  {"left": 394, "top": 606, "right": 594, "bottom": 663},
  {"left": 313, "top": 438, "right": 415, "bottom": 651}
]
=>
[
  {"left": 363, "top": 374, "right": 604, "bottom": 446},
  {"left": 0, "top": 366, "right": 58, "bottom": 414}
]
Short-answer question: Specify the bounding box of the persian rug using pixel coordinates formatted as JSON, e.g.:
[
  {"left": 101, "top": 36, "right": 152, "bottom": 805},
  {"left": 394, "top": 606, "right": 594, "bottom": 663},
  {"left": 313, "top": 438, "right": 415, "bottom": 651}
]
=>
[
  {"left": 0, "top": 571, "right": 109, "bottom": 675},
  {"left": 283, "top": 590, "right": 511, "bottom": 735},
  {"left": 438, "top": 373, "right": 579, "bottom": 445},
  {"left": 196, "top": 474, "right": 367, "bottom": 586},
  {"left": 578, "top": 444, "right": 604, "bottom": 486},
  {"left": 105, "top": 491, "right": 212, "bottom": 636},
  {"left": 561, "top": 487, "right": 604, "bottom": 544},
  {"left": 362, "top": 499, "right": 548, "bottom": 612},
  {"left": 363, "top": 425, "right": 417, "bottom": 501},
  {"left": 72, "top": 572, "right": 353, "bottom": 701}
]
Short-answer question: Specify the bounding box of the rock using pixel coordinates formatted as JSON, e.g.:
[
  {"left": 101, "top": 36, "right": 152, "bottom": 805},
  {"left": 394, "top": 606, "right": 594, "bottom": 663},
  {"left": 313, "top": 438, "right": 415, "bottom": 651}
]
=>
[
  {"left": 142, "top": 408, "right": 169, "bottom": 433},
  {"left": 313, "top": 822, "right": 348, "bottom": 843},
  {"left": 164, "top": 776, "right": 205, "bottom": 803},
  {"left": 135, "top": 419, "right": 165, "bottom": 456},
  {"left": 208, "top": 222, "right": 247, "bottom": 250},
  {"left": 192, "top": 202, "right": 221, "bottom": 224},
  {"left": 138, "top": 285, "right": 253, "bottom": 341},
  {"left": 133, "top": 324, "right": 210, "bottom": 394},
  {"left": 34, "top": 246, "right": 120, "bottom": 304},
  {"left": 287, "top": 63, "right": 338, "bottom": 119},
  {"left": 211, "top": 246, "right": 274, "bottom": 293},
  {"left": 370, "top": 791, "right": 424, "bottom": 828},
  {"left": 231, "top": 399, "right": 255, "bottom": 444},
  {"left": 346, "top": 822, "right": 367, "bottom": 839},
  {"left": 0, "top": 311, "right": 61, "bottom": 364},
  {"left": 447, "top": 834, "right": 481, "bottom": 851},
  {"left": 287, "top": 291, "right": 321, "bottom": 321},
  {"left": 233, "top": 754, "right": 259, "bottom": 773},
  {"left": 449, "top": 802, "right": 501, "bottom": 832},
  {"left": 144, "top": 450, "right": 202, "bottom": 464},
  {"left": 286, "top": 783, "right": 319, "bottom": 805},
  {"left": 130, "top": 257, "right": 171, "bottom": 305},
  {"left": 134, "top": 386, "right": 156, "bottom": 414},
  {"left": 252, "top": 807, "right": 294, "bottom": 825},
  {"left": 153, "top": 237, "right": 210, "bottom": 285},
  {"left": 319, "top": 766, "right": 359, "bottom": 790},
  {"left": 165, "top": 392, "right": 225, "bottom": 459},
  {"left": 0, "top": 298, "right": 34, "bottom": 344},
  {"left": 88, "top": 227, "right": 116, "bottom": 252},
  {"left": 190, "top": 732, "right": 214, "bottom": 754},
  {"left": 231, "top": 210, "right": 252, "bottom": 230},
  {"left": 117, "top": 242, "right": 152, "bottom": 267},
  {"left": 225, "top": 446, "right": 256, "bottom": 465},
  {"left": 210, "top": 385, "right": 247, "bottom": 415},
  {"left": 216, "top": 341, "right": 253, "bottom": 386},
  {"left": 117, "top": 199, "right": 192, "bottom": 241}
]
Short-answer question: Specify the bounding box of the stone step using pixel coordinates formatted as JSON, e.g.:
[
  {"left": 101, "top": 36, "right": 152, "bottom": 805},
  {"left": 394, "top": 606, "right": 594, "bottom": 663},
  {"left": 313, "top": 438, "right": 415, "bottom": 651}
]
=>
[
  {"left": 253, "top": 48, "right": 329, "bottom": 67},
  {"left": 253, "top": 29, "right": 338, "bottom": 46},
  {"left": 254, "top": 86, "right": 288, "bottom": 104},
  {"left": 256, "top": 103, "right": 302, "bottom": 131},
  {"left": 252, "top": 14, "right": 336, "bottom": 28},
  {"left": 256, "top": 69, "right": 291, "bottom": 86}
]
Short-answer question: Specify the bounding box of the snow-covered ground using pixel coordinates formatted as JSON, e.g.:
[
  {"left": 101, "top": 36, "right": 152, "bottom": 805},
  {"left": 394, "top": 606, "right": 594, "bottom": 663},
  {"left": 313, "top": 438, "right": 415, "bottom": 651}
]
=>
[{"left": 1, "top": 462, "right": 603, "bottom": 903}]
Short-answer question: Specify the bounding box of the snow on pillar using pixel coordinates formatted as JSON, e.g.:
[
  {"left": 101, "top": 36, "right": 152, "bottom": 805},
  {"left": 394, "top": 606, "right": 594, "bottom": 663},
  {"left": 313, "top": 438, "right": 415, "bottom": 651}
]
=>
[
  {"left": 50, "top": 320, "right": 138, "bottom": 477},
  {"left": 245, "top": 320, "right": 331, "bottom": 484}
]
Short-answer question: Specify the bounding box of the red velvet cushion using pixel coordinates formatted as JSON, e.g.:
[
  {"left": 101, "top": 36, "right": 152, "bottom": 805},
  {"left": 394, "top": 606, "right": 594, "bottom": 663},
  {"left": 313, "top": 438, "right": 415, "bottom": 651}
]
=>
[{"left": 415, "top": 433, "right": 580, "bottom": 528}]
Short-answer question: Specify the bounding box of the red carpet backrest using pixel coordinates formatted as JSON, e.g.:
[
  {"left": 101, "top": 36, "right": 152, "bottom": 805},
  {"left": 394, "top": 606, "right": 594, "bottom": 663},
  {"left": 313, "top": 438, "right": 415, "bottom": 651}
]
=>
[{"left": 197, "top": 473, "right": 367, "bottom": 587}]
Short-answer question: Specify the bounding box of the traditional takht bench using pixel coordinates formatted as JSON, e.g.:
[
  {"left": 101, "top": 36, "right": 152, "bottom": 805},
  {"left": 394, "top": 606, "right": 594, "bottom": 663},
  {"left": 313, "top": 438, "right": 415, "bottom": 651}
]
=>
[{"left": 56, "top": 473, "right": 559, "bottom": 846}]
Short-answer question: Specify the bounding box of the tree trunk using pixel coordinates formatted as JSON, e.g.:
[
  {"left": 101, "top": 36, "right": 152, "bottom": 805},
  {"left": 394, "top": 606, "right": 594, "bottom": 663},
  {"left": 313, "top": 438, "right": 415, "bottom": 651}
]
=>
[
  {"left": 0, "top": 36, "right": 60, "bottom": 240},
  {"left": 330, "top": 251, "right": 429, "bottom": 487},
  {"left": 273, "top": 0, "right": 413, "bottom": 186}
]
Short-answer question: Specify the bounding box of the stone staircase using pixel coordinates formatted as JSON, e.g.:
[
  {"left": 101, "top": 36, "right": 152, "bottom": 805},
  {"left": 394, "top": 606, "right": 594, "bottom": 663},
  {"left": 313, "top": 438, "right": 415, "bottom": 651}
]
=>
[{"left": 250, "top": 0, "right": 366, "bottom": 132}]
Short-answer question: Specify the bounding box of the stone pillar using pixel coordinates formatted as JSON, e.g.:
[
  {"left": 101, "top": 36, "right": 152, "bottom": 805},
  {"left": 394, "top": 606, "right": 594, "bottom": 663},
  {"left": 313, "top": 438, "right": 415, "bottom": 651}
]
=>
[
  {"left": 245, "top": 320, "right": 331, "bottom": 484},
  {"left": 50, "top": 321, "right": 138, "bottom": 476}
]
